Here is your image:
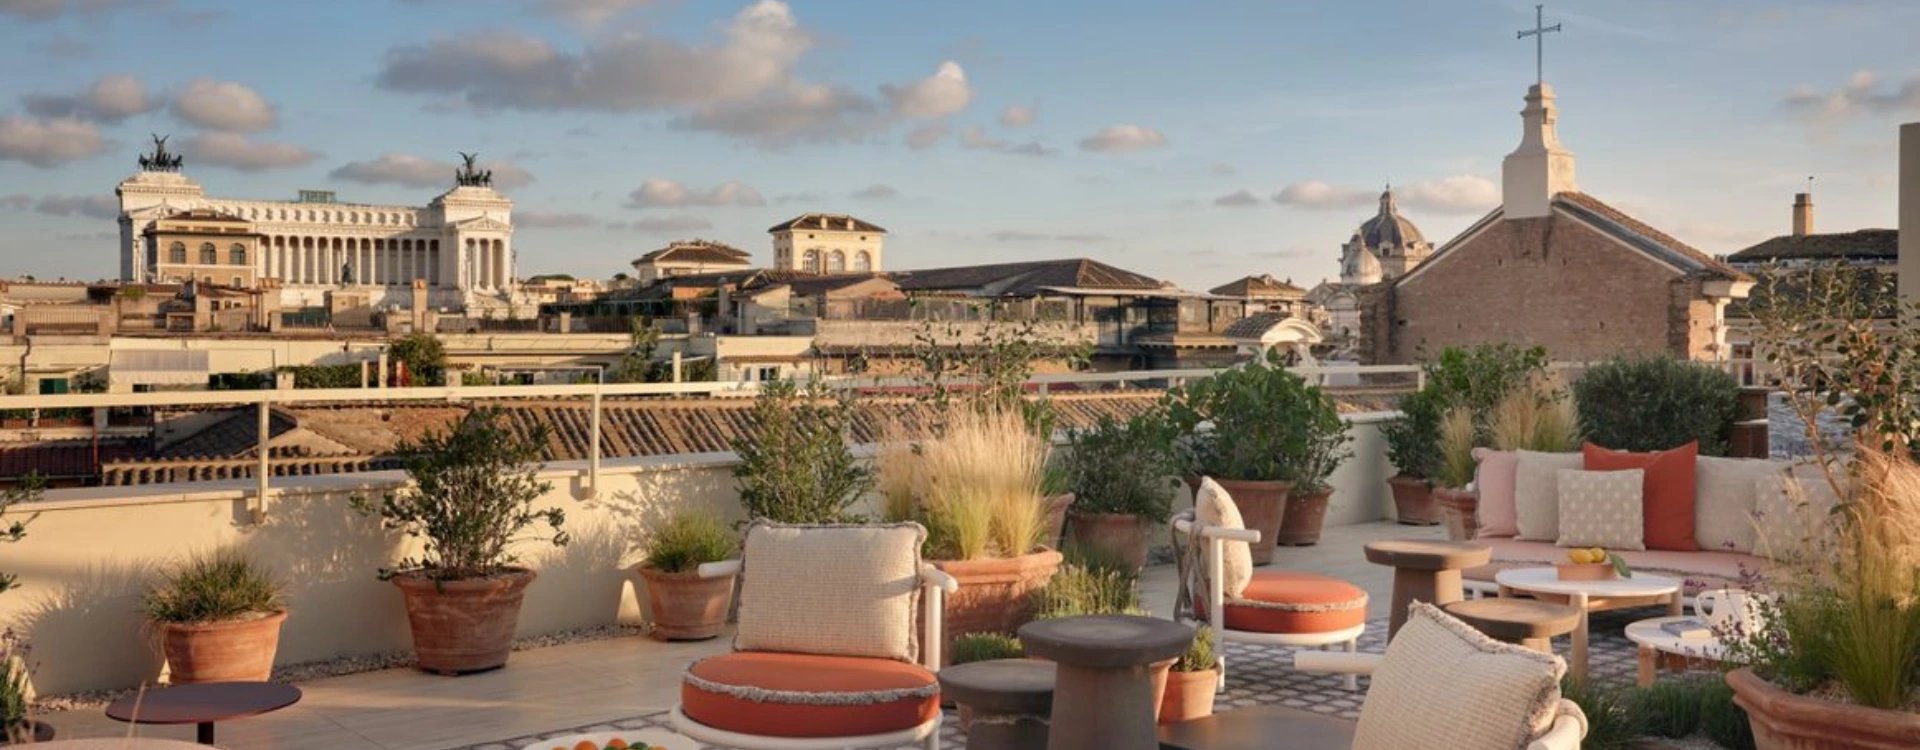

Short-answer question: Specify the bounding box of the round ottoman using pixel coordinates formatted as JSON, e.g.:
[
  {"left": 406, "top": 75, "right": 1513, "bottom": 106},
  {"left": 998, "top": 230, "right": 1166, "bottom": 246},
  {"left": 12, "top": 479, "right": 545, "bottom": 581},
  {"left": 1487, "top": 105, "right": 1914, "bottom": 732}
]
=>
[
  {"left": 939, "top": 659, "right": 1055, "bottom": 750},
  {"left": 679, "top": 651, "right": 940, "bottom": 739},
  {"left": 1444, "top": 598, "right": 1581, "bottom": 653}
]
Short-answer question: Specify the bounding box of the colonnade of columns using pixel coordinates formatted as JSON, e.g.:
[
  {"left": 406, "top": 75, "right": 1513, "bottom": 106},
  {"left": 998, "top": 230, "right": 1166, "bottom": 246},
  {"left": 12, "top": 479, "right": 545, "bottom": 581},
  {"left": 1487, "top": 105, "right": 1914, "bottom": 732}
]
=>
[{"left": 256, "top": 235, "right": 510, "bottom": 290}]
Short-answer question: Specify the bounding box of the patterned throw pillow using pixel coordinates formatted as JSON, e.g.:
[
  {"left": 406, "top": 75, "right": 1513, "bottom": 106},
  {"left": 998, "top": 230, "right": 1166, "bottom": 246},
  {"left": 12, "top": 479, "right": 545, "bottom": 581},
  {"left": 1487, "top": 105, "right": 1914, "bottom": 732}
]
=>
[
  {"left": 1555, "top": 468, "right": 1647, "bottom": 551},
  {"left": 1194, "top": 477, "right": 1253, "bottom": 599},
  {"left": 1352, "top": 602, "right": 1566, "bottom": 750},
  {"left": 734, "top": 521, "right": 926, "bottom": 662}
]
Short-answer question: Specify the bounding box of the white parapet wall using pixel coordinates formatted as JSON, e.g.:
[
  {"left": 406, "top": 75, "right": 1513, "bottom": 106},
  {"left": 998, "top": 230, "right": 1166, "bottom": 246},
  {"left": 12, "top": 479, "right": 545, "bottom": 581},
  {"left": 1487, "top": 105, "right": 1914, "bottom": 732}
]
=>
[{"left": 2, "top": 416, "right": 1396, "bottom": 696}]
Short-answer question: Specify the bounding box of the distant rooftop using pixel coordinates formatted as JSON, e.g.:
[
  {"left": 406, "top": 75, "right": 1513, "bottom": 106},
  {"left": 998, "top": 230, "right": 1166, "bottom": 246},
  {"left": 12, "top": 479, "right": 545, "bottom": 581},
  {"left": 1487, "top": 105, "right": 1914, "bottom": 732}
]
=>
[
  {"left": 1726, "top": 229, "right": 1898, "bottom": 265},
  {"left": 768, "top": 213, "right": 887, "bottom": 234},
  {"left": 890, "top": 258, "right": 1169, "bottom": 297}
]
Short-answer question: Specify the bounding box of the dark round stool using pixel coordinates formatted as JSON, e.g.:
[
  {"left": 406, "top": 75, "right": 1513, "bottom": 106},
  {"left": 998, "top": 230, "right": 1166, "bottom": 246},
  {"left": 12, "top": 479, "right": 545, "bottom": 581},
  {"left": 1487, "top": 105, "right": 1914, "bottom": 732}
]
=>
[
  {"left": 1019, "top": 614, "right": 1194, "bottom": 750},
  {"left": 939, "top": 659, "right": 1056, "bottom": 750},
  {"left": 1363, "top": 539, "right": 1492, "bottom": 638},
  {"left": 1445, "top": 597, "right": 1581, "bottom": 653}
]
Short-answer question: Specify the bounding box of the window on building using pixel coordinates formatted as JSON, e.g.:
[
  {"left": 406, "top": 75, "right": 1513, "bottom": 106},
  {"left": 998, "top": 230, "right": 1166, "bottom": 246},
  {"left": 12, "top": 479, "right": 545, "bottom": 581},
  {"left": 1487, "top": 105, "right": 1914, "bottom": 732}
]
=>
[
  {"left": 756, "top": 366, "right": 780, "bottom": 382},
  {"left": 802, "top": 249, "right": 821, "bottom": 273},
  {"left": 37, "top": 378, "right": 69, "bottom": 395},
  {"left": 229, "top": 244, "right": 246, "bottom": 265},
  {"left": 232, "top": 276, "right": 244, "bottom": 287},
  {"left": 199, "top": 243, "right": 217, "bottom": 264},
  {"left": 168, "top": 241, "right": 186, "bottom": 264},
  {"left": 854, "top": 251, "right": 872, "bottom": 272},
  {"left": 827, "top": 251, "right": 846, "bottom": 273}
]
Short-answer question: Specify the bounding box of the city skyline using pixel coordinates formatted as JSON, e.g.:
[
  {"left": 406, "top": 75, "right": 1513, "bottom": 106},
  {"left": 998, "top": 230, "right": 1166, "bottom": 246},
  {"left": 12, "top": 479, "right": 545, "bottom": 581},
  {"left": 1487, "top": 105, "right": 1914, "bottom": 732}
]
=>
[{"left": 1, "top": 0, "right": 1916, "bottom": 289}]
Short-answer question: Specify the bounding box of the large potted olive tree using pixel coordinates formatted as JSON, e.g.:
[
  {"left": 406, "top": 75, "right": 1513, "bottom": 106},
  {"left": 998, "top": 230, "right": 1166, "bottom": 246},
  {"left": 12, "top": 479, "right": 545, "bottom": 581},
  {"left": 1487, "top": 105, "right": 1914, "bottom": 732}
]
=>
[
  {"left": 1165, "top": 359, "right": 1339, "bottom": 563},
  {"left": 1278, "top": 387, "right": 1353, "bottom": 546},
  {"left": 355, "top": 409, "right": 567, "bottom": 675},
  {"left": 1381, "top": 388, "right": 1445, "bottom": 525},
  {"left": 143, "top": 548, "right": 287, "bottom": 684},
  {"left": 731, "top": 380, "right": 873, "bottom": 525},
  {"left": 1061, "top": 413, "right": 1180, "bottom": 572}
]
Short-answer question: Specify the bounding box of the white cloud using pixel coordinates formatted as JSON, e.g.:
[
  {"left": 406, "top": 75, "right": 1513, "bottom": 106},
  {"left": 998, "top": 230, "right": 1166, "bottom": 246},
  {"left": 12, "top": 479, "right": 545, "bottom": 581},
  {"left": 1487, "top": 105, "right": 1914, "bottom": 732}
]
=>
[
  {"left": 0, "top": 0, "right": 145, "bottom": 21},
  {"left": 182, "top": 132, "right": 318, "bottom": 171},
  {"left": 329, "top": 153, "right": 534, "bottom": 188},
  {"left": 30, "top": 193, "right": 120, "bottom": 219},
  {"left": 851, "top": 184, "right": 898, "bottom": 201},
  {"left": 1783, "top": 70, "right": 1920, "bottom": 123},
  {"left": 673, "top": 81, "right": 883, "bottom": 146},
  {"left": 1270, "top": 175, "right": 1498, "bottom": 215},
  {"left": 170, "top": 79, "right": 276, "bottom": 133},
  {"left": 1270, "top": 180, "right": 1372, "bottom": 209},
  {"left": 515, "top": 210, "right": 599, "bottom": 229},
  {"left": 905, "top": 124, "right": 948, "bottom": 150},
  {"left": 22, "top": 73, "right": 158, "bottom": 123},
  {"left": 958, "top": 124, "right": 1055, "bottom": 156},
  {"left": 537, "top": 0, "right": 655, "bottom": 26},
  {"left": 882, "top": 60, "right": 972, "bottom": 119},
  {"left": 999, "top": 105, "right": 1035, "bottom": 128},
  {"left": 1213, "top": 189, "right": 1262, "bottom": 208},
  {"left": 0, "top": 116, "right": 107, "bottom": 167},
  {"left": 987, "top": 230, "right": 1113, "bottom": 244},
  {"left": 1078, "top": 124, "right": 1167, "bottom": 153},
  {"left": 609, "top": 215, "right": 714, "bottom": 233},
  {"left": 626, "top": 178, "right": 765, "bottom": 209}
]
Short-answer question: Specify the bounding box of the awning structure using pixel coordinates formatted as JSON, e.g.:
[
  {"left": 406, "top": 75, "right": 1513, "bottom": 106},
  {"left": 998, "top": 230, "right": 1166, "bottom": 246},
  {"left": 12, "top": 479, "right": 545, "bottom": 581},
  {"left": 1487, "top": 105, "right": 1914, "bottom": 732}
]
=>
[{"left": 109, "top": 349, "right": 211, "bottom": 387}]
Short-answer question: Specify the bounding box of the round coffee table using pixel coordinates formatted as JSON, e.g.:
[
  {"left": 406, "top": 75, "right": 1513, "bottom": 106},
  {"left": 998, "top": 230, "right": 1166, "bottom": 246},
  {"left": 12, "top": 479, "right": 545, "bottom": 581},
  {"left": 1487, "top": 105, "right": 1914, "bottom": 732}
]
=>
[
  {"left": 1494, "top": 567, "right": 1682, "bottom": 685},
  {"left": 31, "top": 741, "right": 209, "bottom": 750},
  {"left": 1624, "top": 616, "right": 1734, "bottom": 687},
  {"left": 938, "top": 658, "right": 1056, "bottom": 750},
  {"left": 522, "top": 729, "right": 699, "bottom": 750},
  {"left": 105, "top": 682, "right": 302, "bottom": 745},
  {"left": 1018, "top": 615, "right": 1193, "bottom": 750},
  {"left": 1363, "top": 539, "right": 1492, "bottom": 638}
]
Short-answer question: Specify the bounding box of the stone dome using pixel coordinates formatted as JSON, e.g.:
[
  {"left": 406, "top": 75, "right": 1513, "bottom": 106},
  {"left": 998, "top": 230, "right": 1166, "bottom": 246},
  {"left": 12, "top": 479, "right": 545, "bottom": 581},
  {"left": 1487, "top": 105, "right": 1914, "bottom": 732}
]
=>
[
  {"left": 1341, "top": 242, "right": 1384, "bottom": 285},
  {"left": 1355, "top": 187, "right": 1427, "bottom": 257}
]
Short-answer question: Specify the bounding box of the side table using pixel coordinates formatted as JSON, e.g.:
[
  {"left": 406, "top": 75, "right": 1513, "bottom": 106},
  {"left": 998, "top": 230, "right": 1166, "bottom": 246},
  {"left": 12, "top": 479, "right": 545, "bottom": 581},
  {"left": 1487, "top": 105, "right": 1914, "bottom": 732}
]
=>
[
  {"left": 1624, "top": 616, "right": 1734, "bottom": 687},
  {"left": 1018, "top": 614, "right": 1193, "bottom": 750},
  {"left": 938, "top": 658, "right": 1056, "bottom": 750},
  {"left": 1495, "top": 567, "right": 1682, "bottom": 685},
  {"left": 1363, "top": 539, "right": 1491, "bottom": 638},
  {"left": 105, "top": 682, "right": 302, "bottom": 745}
]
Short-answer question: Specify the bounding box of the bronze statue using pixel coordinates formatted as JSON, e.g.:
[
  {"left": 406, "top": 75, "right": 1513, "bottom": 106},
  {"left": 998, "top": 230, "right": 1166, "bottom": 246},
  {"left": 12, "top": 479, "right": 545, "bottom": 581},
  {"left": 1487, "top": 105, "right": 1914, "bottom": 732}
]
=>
[
  {"left": 453, "top": 151, "right": 492, "bottom": 187},
  {"left": 138, "top": 133, "right": 183, "bottom": 172}
]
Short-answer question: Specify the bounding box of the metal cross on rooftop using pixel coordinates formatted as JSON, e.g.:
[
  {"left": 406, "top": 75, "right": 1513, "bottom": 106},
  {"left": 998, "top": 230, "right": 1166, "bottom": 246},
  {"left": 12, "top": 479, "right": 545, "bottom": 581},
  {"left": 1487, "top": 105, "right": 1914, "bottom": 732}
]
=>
[{"left": 1516, "top": 4, "right": 1562, "bottom": 86}]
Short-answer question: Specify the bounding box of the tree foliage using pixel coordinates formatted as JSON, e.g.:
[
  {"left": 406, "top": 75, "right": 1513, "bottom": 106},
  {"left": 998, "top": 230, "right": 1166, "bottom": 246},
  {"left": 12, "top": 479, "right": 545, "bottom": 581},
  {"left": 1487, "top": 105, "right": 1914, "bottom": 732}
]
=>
[
  {"left": 389, "top": 333, "right": 448, "bottom": 387},
  {"left": 730, "top": 380, "right": 873, "bottom": 524},
  {"left": 1574, "top": 355, "right": 1739, "bottom": 455},
  {"left": 1163, "top": 355, "right": 1348, "bottom": 484}
]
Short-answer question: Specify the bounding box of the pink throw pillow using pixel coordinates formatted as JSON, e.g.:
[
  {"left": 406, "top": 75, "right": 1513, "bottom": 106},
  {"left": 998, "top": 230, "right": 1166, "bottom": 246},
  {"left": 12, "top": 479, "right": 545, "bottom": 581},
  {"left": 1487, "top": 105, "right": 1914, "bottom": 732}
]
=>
[{"left": 1474, "top": 448, "right": 1520, "bottom": 538}]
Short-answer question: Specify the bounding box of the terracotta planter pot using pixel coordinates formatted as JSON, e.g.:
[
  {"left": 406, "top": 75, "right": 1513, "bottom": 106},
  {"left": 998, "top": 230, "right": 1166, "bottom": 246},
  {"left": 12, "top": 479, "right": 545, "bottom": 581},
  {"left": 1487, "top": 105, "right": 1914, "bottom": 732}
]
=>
[
  {"left": 1066, "top": 511, "right": 1149, "bottom": 572},
  {"left": 1727, "top": 668, "right": 1920, "bottom": 750},
  {"left": 1200, "top": 477, "right": 1292, "bottom": 565},
  {"left": 932, "top": 548, "right": 1063, "bottom": 657},
  {"left": 391, "top": 568, "right": 535, "bottom": 675},
  {"left": 157, "top": 609, "right": 287, "bottom": 684},
  {"left": 1043, "top": 493, "right": 1075, "bottom": 550},
  {"left": 1148, "top": 658, "right": 1176, "bottom": 723},
  {"left": 1434, "top": 486, "right": 1480, "bottom": 542},
  {"left": 1277, "top": 487, "right": 1332, "bottom": 547},
  {"left": 1160, "top": 666, "right": 1220, "bottom": 725},
  {"left": 1389, "top": 474, "right": 1442, "bottom": 526},
  {"left": 635, "top": 564, "right": 735, "bottom": 641},
  {"left": 1, "top": 720, "right": 55, "bottom": 745}
]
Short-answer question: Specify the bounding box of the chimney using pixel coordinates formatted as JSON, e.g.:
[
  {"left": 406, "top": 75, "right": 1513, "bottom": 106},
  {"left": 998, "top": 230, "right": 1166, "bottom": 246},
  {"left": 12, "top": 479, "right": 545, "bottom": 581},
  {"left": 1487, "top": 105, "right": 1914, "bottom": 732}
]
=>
[
  {"left": 1900, "top": 123, "right": 1919, "bottom": 306},
  {"left": 1792, "top": 192, "right": 1814, "bottom": 237}
]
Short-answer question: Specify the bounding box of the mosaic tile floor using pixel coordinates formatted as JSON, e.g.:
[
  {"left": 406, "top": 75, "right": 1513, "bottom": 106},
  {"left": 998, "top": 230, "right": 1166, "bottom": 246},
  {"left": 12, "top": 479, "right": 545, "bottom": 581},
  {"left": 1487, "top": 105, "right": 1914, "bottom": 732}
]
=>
[{"left": 453, "top": 610, "right": 1656, "bottom": 750}]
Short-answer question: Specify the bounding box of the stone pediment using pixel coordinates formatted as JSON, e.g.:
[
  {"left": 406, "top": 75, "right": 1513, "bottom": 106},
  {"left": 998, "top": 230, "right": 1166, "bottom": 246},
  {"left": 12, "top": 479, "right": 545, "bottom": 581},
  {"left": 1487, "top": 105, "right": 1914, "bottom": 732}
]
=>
[{"left": 453, "top": 216, "right": 511, "bottom": 232}]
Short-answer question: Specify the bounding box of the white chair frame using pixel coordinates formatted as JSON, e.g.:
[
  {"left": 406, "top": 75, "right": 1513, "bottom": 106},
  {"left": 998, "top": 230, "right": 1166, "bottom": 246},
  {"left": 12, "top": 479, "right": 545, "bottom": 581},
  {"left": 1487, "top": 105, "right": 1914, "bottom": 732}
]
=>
[
  {"left": 1296, "top": 651, "right": 1588, "bottom": 750},
  {"left": 1172, "top": 510, "right": 1364, "bottom": 691},
  {"left": 671, "top": 560, "right": 959, "bottom": 750}
]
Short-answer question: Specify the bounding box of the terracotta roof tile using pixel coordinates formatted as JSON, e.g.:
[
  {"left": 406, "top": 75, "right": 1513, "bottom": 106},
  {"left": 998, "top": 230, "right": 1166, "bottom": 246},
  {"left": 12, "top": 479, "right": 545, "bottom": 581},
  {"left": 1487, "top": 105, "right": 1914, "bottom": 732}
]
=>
[
  {"left": 1727, "top": 229, "right": 1897, "bottom": 264},
  {"left": 1554, "top": 192, "right": 1751, "bottom": 282},
  {"left": 890, "top": 258, "right": 1167, "bottom": 297}
]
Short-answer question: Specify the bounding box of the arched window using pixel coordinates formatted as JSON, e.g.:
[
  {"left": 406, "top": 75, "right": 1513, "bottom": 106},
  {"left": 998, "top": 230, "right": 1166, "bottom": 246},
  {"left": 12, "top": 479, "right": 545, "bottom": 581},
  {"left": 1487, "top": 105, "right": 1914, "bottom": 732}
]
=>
[
  {"left": 168, "top": 241, "right": 186, "bottom": 264},
  {"left": 854, "top": 251, "right": 872, "bottom": 272},
  {"left": 199, "top": 243, "right": 217, "bottom": 264},
  {"left": 229, "top": 244, "right": 247, "bottom": 265},
  {"left": 827, "top": 250, "right": 846, "bottom": 273},
  {"left": 802, "top": 249, "right": 820, "bottom": 273}
]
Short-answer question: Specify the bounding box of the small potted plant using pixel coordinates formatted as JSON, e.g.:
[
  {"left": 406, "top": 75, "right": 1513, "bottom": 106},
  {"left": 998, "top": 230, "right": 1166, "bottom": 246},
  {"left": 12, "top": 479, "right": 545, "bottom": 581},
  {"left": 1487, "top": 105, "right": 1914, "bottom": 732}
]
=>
[
  {"left": 1160, "top": 625, "right": 1220, "bottom": 724},
  {"left": 633, "top": 510, "right": 737, "bottom": 641},
  {"left": 1381, "top": 388, "right": 1445, "bottom": 525},
  {"left": 1279, "top": 393, "right": 1354, "bottom": 546},
  {"left": 1061, "top": 414, "right": 1179, "bottom": 572},
  {"left": 143, "top": 548, "right": 287, "bottom": 684},
  {"left": 1432, "top": 406, "right": 1481, "bottom": 541},
  {"left": 1, "top": 630, "right": 50, "bottom": 745},
  {"left": 354, "top": 408, "right": 567, "bottom": 675}
]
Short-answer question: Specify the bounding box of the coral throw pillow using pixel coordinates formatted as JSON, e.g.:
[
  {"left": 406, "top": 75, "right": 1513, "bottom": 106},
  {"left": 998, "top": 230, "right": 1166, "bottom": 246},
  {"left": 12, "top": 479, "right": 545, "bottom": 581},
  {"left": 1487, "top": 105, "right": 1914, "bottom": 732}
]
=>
[{"left": 1582, "top": 442, "right": 1699, "bottom": 552}]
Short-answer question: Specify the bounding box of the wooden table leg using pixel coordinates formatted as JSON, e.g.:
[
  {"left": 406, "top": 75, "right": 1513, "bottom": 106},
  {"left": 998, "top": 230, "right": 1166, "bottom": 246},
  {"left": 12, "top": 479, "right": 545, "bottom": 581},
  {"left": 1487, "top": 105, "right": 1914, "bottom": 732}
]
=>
[
  {"left": 1569, "top": 592, "right": 1590, "bottom": 687},
  {"left": 1668, "top": 591, "right": 1685, "bottom": 618},
  {"left": 1636, "top": 646, "right": 1656, "bottom": 687}
]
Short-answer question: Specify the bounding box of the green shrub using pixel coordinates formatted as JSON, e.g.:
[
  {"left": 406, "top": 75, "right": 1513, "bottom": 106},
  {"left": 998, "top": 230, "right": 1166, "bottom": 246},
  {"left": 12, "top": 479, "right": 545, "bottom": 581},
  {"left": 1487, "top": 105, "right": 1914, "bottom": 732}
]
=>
[
  {"left": 1382, "top": 388, "right": 1444, "bottom": 480},
  {"left": 1574, "top": 355, "right": 1740, "bottom": 456},
  {"left": 1062, "top": 414, "right": 1180, "bottom": 522},
  {"left": 1031, "top": 563, "right": 1142, "bottom": 620},
  {"left": 389, "top": 333, "right": 448, "bottom": 386},
  {"left": 731, "top": 380, "right": 873, "bottom": 525},
  {"left": 1163, "top": 357, "right": 1345, "bottom": 483},
  {"left": 143, "top": 547, "right": 285, "bottom": 623},
  {"left": 279, "top": 364, "right": 362, "bottom": 389},
  {"left": 641, "top": 511, "right": 735, "bottom": 574},
  {"left": 0, "top": 475, "right": 43, "bottom": 596},
  {"left": 1561, "top": 678, "right": 1645, "bottom": 750},
  {"left": 1698, "top": 680, "right": 1756, "bottom": 750},
  {"left": 1174, "top": 625, "right": 1218, "bottom": 672},
  {"left": 1630, "top": 678, "right": 1706, "bottom": 739},
  {"left": 1422, "top": 343, "right": 1549, "bottom": 430},
  {"left": 950, "top": 632, "right": 1024, "bottom": 665}
]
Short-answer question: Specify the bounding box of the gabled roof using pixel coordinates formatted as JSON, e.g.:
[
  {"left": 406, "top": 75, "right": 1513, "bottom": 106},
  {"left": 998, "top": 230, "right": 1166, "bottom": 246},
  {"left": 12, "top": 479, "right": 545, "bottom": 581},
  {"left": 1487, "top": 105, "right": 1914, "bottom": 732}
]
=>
[
  {"left": 742, "top": 273, "right": 895, "bottom": 297},
  {"left": 890, "top": 258, "right": 1169, "bottom": 297},
  {"left": 1726, "top": 229, "right": 1898, "bottom": 264},
  {"left": 158, "top": 407, "right": 299, "bottom": 459},
  {"left": 635, "top": 240, "right": 754, "bottom": 266},
  {"left": 1210, "top": 273, "right": 1306, "bottom": 299},
  {"left": 768, "top": 213, "right": 887, "bottom": 234},
  {"left": 1401, "top": 192, "right": 1751, "bottom": 286}
]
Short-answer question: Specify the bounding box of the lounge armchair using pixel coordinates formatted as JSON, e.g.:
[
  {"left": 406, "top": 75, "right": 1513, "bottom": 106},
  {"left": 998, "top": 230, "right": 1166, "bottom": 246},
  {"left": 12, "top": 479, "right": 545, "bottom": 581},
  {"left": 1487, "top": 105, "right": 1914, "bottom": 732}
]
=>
[{"left": 670, "top": 521, "right": 958, "bottom": 750}]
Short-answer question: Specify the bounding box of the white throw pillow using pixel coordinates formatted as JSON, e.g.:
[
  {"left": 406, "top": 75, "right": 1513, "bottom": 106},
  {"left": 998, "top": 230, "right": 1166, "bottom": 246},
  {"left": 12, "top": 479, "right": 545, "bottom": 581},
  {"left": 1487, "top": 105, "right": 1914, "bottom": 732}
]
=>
[
  {"left": 1751, "top": 464, "right": 1843, "bottom": 563},
  {"left": 734, "top": 521, "right": 926, "bottom": 662},
  {"left": 1694, "top": 456, "right": 1788, "bottom": 553},
  {"left": 1555, "top": 468, "right": 1647, "bottom": 551},
  {"left": 1194, "top": 477, "right": 1254, "bottom": 599},
  {"left": 1513, "top": 451, "right": 1584, "bottom": 541},
  {"left": 1353, "top": 602, "right": 1567, "bottom": 750}
]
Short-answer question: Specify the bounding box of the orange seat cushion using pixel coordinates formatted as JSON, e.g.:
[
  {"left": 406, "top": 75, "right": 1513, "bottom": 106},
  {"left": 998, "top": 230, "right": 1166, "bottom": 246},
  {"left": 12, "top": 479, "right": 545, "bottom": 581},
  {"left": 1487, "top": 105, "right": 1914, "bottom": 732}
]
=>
[
  {"left": 1207, "top": 570, "right": 1368, "bottom": 634},
  {"left": 681, "top": 651, "right": 940, "bottom": 739},
  {"left": 1585, "top": 441, "right": 1699, "bottom": 552}
]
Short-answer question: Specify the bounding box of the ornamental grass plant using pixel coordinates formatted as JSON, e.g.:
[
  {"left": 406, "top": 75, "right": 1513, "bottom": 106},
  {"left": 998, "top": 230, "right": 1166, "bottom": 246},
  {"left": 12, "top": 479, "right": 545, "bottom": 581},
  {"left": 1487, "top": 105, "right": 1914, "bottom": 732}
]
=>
[
  {"left": 1489, "top": 372, "right": 1579, "bottom": 453},
  {"left": 1434, "top": 406, "right": 1479, "bottom": 490},
  {"left": 143, "top": 547, "right": 285, "bottom": 624},
  {"left": 640, "top": 511, "right": 735, "bottom": 574},
  {"left": 890, "top": 407, "right": 1051, "bottom": 561}
]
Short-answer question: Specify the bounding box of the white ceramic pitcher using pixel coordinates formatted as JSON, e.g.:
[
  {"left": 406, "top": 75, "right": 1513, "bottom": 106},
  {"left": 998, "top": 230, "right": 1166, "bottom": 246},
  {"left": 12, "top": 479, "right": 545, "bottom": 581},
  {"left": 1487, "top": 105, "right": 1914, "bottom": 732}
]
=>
[{"left": 1694, "top": 588, "right": 1773, "bottom": 635}]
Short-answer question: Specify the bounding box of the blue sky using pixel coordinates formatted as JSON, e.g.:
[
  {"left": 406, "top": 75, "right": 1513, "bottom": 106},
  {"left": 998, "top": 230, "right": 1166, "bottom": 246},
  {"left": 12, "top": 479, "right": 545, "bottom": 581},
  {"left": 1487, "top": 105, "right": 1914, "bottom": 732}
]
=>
[{"left": 2, "top": 0, "right": 1916, "bottom": 290}]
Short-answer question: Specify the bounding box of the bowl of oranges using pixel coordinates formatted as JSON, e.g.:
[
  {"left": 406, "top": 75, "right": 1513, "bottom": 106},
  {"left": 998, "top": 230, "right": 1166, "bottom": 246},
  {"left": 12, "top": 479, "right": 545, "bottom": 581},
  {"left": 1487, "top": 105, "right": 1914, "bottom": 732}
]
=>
[
  {"left": 1557, "top": 547, "right": 1631, "bottom": 580},
  {"left": 525, "top": 730, "right": 697, "bottom": 750}
]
